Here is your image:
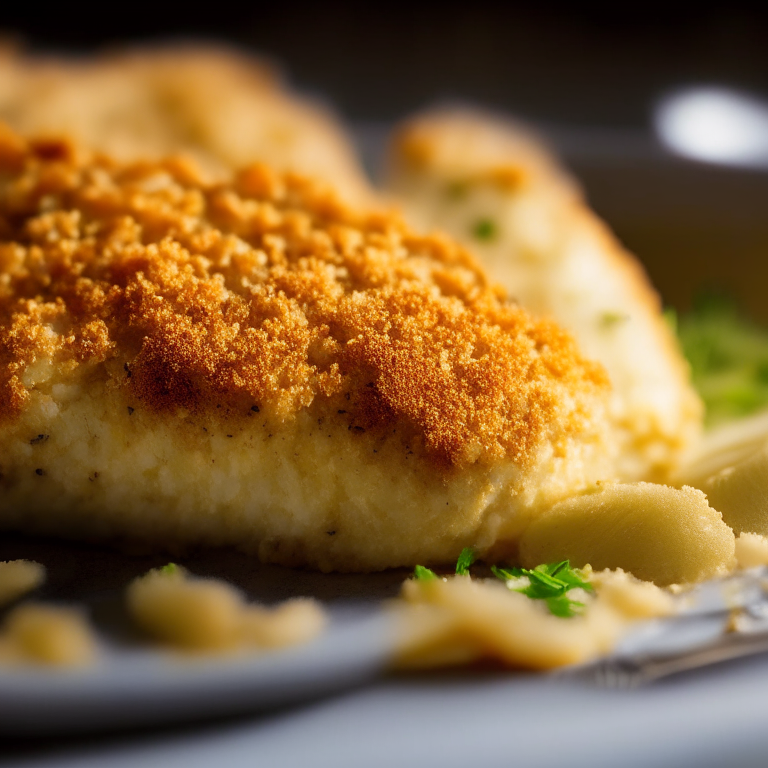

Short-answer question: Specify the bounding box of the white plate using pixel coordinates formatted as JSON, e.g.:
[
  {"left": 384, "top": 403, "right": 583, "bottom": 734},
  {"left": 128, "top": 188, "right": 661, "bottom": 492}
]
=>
[
  {"left": 0, "top": 607, "right": 397, "bottom": 734},
  {"left": 2, "top": 531, "right": 767, "bottom": 737},
  {"left": 0, "top": 533, "right": 408, "bottom": 735},
  {"left": 7, "top": 652, "right": 768, "bottom": 768}
]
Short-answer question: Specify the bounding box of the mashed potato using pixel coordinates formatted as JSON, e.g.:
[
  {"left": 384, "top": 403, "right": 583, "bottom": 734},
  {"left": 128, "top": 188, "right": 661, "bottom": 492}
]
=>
[
  {"left": 0, "top": 129, "right": 615, "bottom": 572},
  {"left": 518, "top": 482, "right": 735, "bottom": 586},
  {"left": 674, "top": 412, "right": 768, "bottom": 538},
  {"left": 734, "top": 532, "right": 768, "bottom": 569}
]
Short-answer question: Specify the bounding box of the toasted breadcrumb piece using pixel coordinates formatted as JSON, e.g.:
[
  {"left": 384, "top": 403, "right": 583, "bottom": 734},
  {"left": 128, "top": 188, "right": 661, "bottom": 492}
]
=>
[
  {"left": 0, "top": 560, "right": 45, "bottom": 606},
  {"left": 386, "top": 108, "right": 702, "bottom": 482},
  {"left": 0, "top": 44, "right": 372, "bottom": 203}
]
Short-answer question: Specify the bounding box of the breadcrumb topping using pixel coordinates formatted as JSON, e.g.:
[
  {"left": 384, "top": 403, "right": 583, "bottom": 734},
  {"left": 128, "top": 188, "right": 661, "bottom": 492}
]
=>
[{"left": 0, "top": 128, "right": 607, "bottom": 467}]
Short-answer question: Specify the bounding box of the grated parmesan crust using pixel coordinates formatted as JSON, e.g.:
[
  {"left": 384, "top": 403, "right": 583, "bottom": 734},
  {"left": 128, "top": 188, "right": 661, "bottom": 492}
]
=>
[
  {"left": 0, "top": 129, "right": 607, "bottom": 469},
  {"left": 0, "top": 130, "right": 615, "bottom": 570}
]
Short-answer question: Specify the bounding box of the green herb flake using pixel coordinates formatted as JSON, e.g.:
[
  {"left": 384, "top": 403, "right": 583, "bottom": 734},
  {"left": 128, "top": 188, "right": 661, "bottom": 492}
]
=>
[
  {"left": 160, "top": 562, "right": 178, "bottom": 575},
  {"left": 492, "top": 559, "right": 591, "bottom": 617},
  {"left": 676, "top": 291, "right": 768, "bottom": 425},
  {"left": 455, "top": 548, "right": 477, "bottom": 576},
  {"left": 491, "top": 565, "right": 522, "bottom": 580},
  {"left": 413, "top": 564, "right": 438, "bottom": 581},
  {"left": 600, "top": 311, "right": 629, "bottom": 328},
  {"left": 546, "top": 594, "right": 586, "bottom": 618},
  {"left": 663, "top": 307, "right": 678, "bottom": 334},
  {"left": 471, "top": 218, "right": 498, "bottom": 242}
]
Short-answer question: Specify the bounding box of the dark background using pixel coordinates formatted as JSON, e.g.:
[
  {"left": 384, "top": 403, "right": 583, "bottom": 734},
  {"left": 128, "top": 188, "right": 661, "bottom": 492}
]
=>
[
  {"left": 3, "top": 2, "right": 767, "bottom": 128},
  {"left": 2, "top": 2, "right": 768, "bottom": 315}
]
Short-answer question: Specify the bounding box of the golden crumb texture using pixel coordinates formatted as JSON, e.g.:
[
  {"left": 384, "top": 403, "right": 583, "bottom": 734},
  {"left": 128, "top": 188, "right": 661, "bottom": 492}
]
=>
[
  {"left": 386, "top": 108, "right": 703, "bottom": 481},
  {"left": 0, "top": 129, "right": 607, "bottom": 469}
]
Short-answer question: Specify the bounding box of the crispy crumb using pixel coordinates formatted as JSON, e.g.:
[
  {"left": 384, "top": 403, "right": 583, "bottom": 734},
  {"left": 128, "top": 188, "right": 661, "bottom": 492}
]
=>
[
  {"left": 0, "top": 560, "right": 46, "bottom": 606},
  {"left": 0, "top": 129, "right": 607, "bottom": 468},
  {"left": 0, "top": 603, "right": 97, "bottom": 666},
  {"left": 387, "top": 108, "right": 703, "bottom": 481},
  {"left": 392, "top": 568, "right": 674, "bottom": 671},
  {"left": 240, "top": 599, "right": 327, "bottom": 649},
  {"left": 126, "top": 566, "right": 326, "bottom": 652}
]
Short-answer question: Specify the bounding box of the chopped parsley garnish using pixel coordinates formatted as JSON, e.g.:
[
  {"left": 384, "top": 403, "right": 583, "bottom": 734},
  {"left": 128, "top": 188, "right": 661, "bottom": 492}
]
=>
[
  {"left": 545, "top": 593, "right": 586, "bottom": 618},
  {"left": 663, "top": 306, "right": 678, "bottom": 334},
  {"left": 471, "top": 218, "right": 498, "bottom": 242},
  {"left": 160, "top": 562, "right": 178, "bottom": 575},
  {"left": 413, "top": 564, "right": 438, "bottom": 581},
  {"left": 455, "top": 547, "right": 476, "bottom": 576},
  {"left": 492, "top": 560, "right": 592, "bottom": 617},
  {"left": 675, "top": 292, "right": 768, "bottom": 425}
]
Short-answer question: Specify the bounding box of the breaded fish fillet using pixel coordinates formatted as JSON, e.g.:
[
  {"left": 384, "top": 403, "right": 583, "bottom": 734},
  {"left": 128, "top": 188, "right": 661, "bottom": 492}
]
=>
[
  {"left": 0, "top": 129, "right": 615, "bottom": 571},
  {"left": 0, "top": 44, "right": 371, "bottom": 202},
  {"left": 385, "top": 109, "right": 702, "bottom": 482}
]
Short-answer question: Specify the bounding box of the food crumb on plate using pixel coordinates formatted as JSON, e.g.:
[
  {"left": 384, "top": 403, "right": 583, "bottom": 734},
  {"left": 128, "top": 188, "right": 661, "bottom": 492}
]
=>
[
  {"left": 0, "top": 560, "right": 46, "bottom": 607},
  {"left": 127, "top": 565, "right": 327, "bottom": 653},
  {"left": 0, "top": 603, "right": 98, "bottom": 666},
  {"left": 391, "top": 562, "right": 674, "bottom": 671}
]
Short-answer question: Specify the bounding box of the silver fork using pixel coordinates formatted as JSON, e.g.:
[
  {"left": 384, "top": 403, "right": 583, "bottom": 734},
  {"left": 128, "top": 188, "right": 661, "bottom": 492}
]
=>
[
  {"left": 560, "top": 570, "right": 768, "bottom": 689},
  {"left": 561, "top": 627, "right": 768, "bottom": 689}
]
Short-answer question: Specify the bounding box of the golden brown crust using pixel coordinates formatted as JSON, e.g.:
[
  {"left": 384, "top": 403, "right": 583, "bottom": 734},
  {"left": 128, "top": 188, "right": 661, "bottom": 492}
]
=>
[
  {"left": 393, "top": 111, "right": 693, "bottom": 390},
  {"left": 0, "top": 130, "right": 608, "bottom": 468},
  {"left": 387, "top": 108, "right": 703, "bottom": 479}
]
